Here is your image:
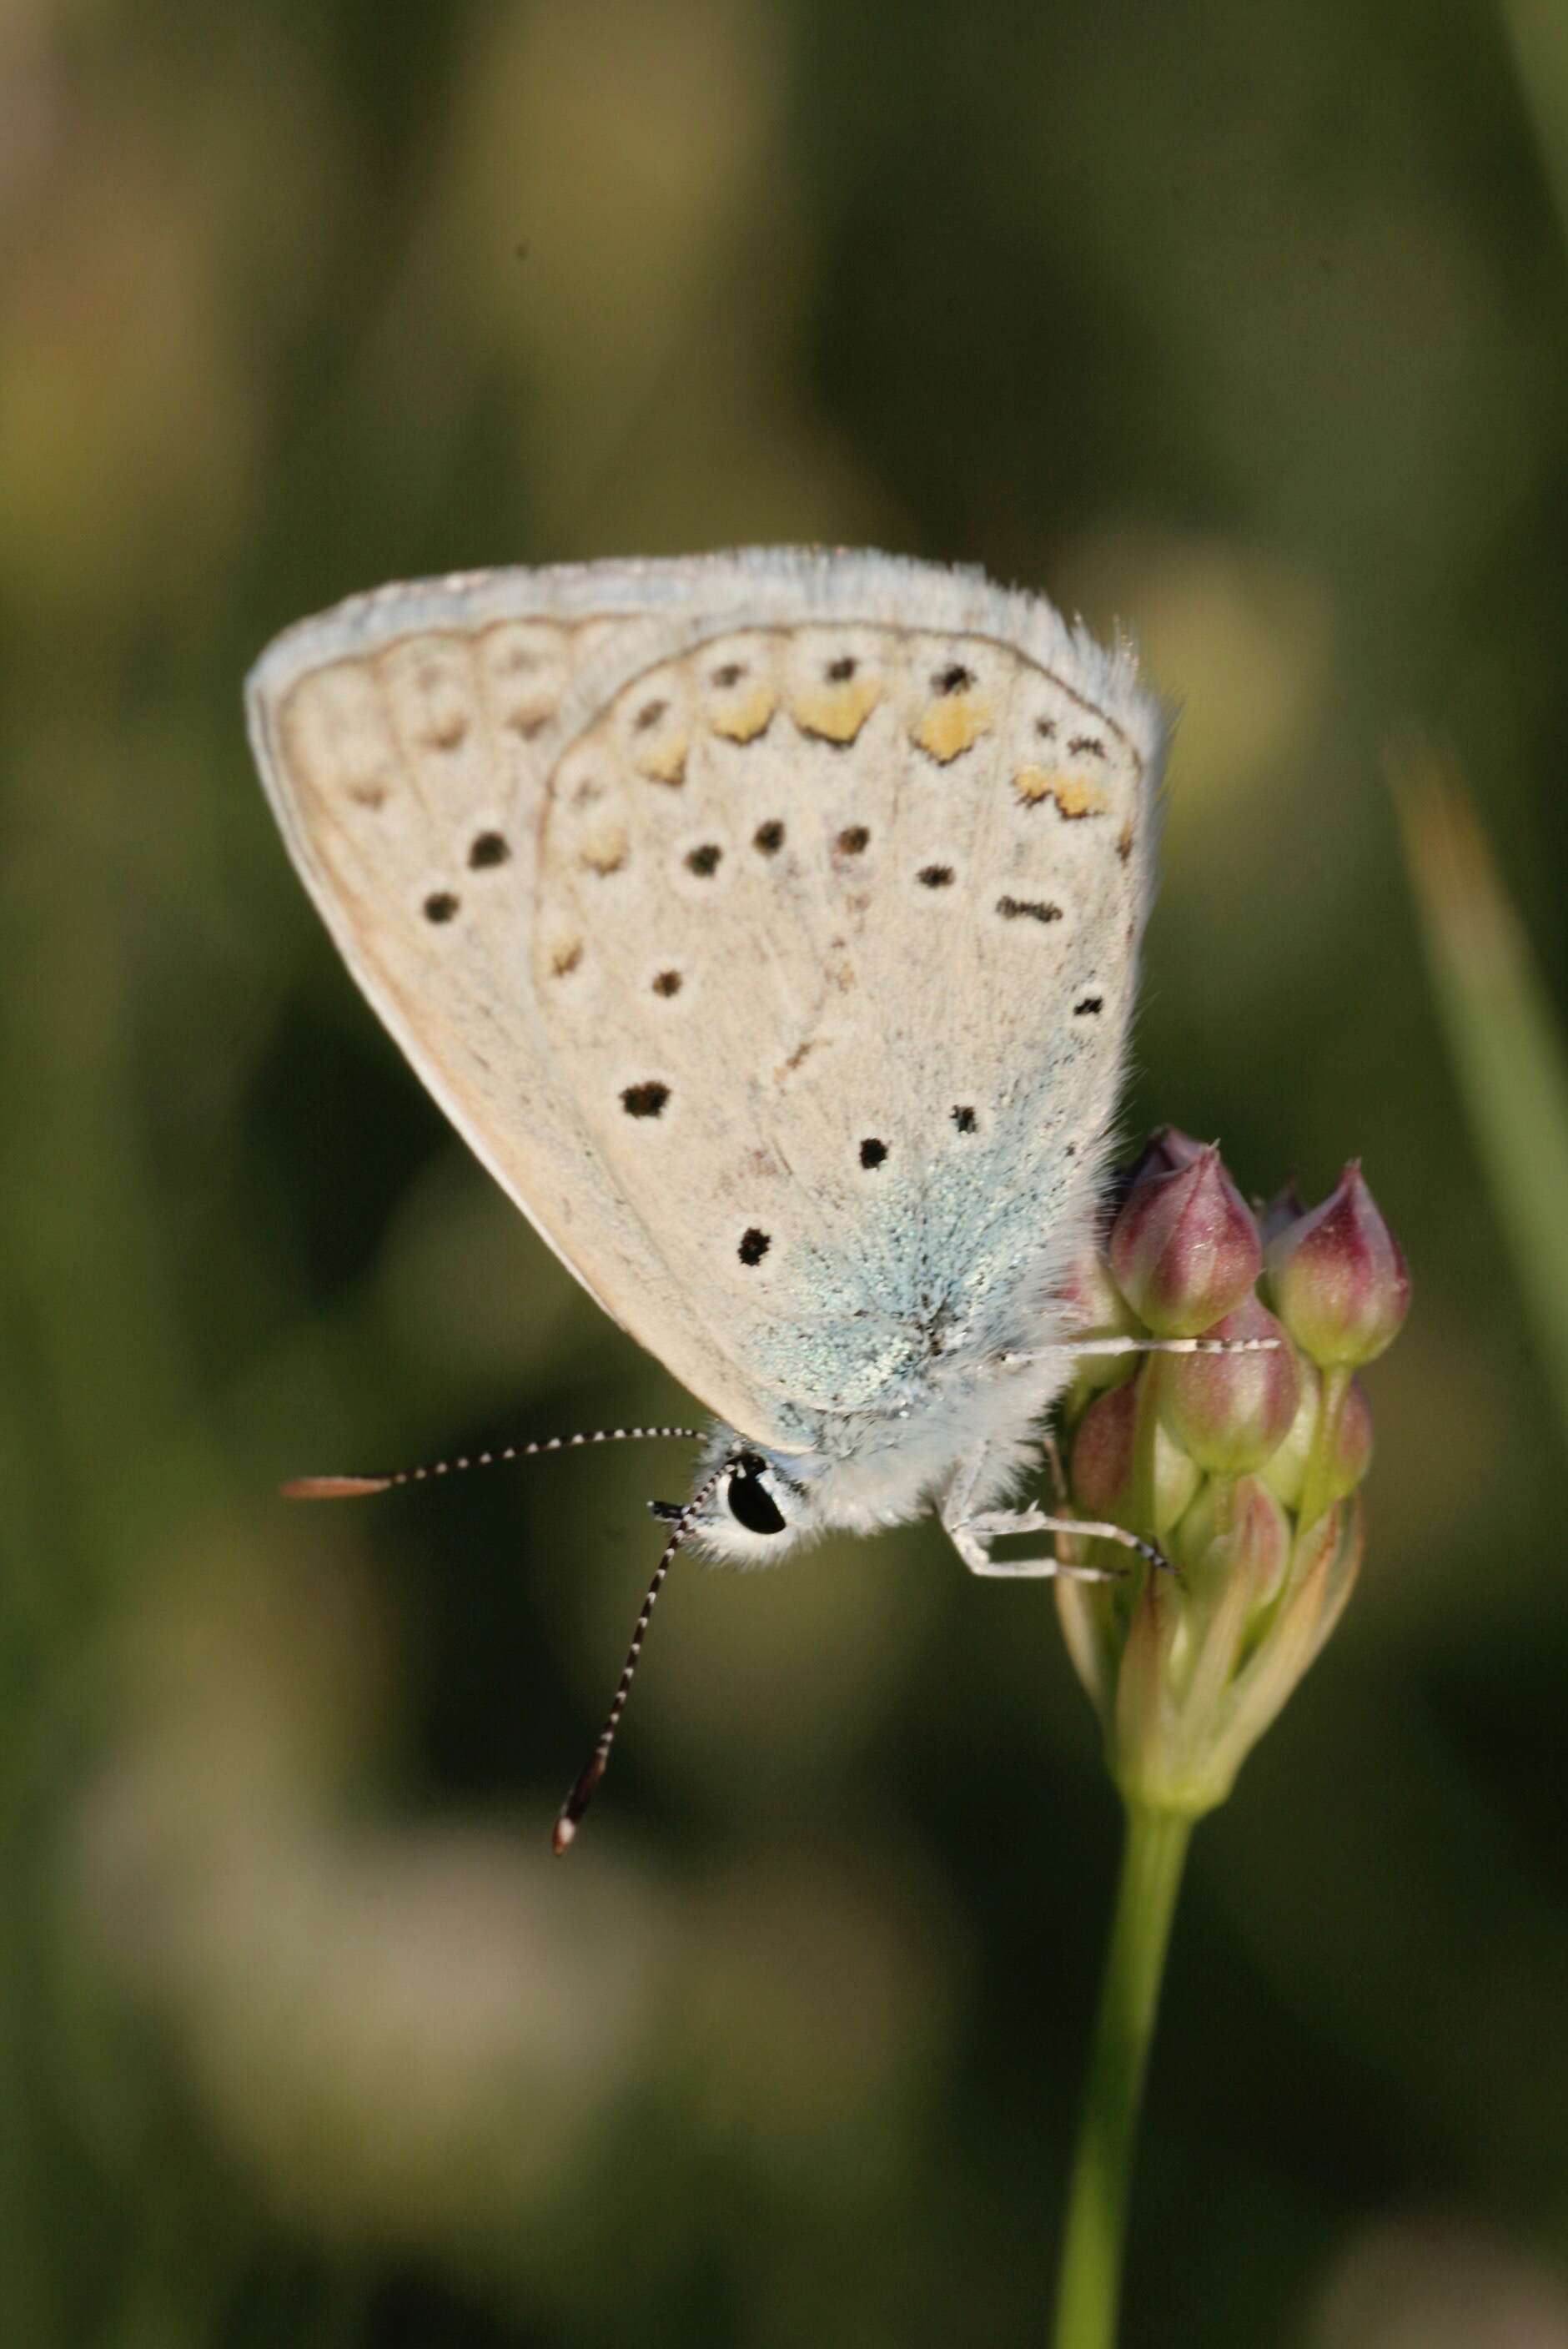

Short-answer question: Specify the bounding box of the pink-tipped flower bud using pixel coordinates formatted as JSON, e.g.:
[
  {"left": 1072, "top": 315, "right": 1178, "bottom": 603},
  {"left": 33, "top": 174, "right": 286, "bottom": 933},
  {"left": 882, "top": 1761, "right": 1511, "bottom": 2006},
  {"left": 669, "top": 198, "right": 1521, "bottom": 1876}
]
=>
[
  {"left": 1108, "top": 1124, "right": 1209, "bottom": 1218},
  {"left": 1265, "top": 1162, "right": 1410, "bottom": 1366},
  {"left": 1058, "top": 1246, "right": 1141, "bottom": 1396},
  {"left": 1108, "top": 1145, "right": 1263, "bottom": 1338},
  {"left": 1159, "top": 1298, "right": 1299, "bottom": 1475},
  {"left": 1255, "top": 1177, "right": 1307, "bottom": 1249},
  {"left": 1070, "top": 1377, "right": 1138, "bottom": 1517},
  {"left": 1142, "top": 1123, "right": 1209, "bottom": 1174},
  {"left": 1071, "top": 1375, "right": 1199, "bottom": 1537}
]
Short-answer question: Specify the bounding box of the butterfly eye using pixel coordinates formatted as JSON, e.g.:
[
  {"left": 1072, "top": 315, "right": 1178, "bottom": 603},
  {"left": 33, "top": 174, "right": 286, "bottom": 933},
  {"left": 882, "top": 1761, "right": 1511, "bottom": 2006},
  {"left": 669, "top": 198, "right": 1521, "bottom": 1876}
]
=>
[{"left": 726, "top": 1454, "right": 787, "bottom": 1537}]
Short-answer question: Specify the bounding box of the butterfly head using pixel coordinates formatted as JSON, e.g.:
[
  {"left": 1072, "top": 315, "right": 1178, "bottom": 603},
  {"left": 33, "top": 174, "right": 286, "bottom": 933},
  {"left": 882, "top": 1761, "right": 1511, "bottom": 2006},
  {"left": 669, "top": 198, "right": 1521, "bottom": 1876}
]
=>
[{"left": 651, "top": 1444, "right": 818, "bottom": 1566}]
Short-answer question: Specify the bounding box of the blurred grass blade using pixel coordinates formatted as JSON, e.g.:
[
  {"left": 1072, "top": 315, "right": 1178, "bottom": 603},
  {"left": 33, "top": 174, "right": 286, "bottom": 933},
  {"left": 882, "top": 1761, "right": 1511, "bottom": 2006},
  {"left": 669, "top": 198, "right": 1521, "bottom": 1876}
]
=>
[
  {"left": 1392, "top": 742, "right": 1568, "bottom": 1438},
  {"left": 1500, "top": 0, "right": 1568, "bottom": 255}
]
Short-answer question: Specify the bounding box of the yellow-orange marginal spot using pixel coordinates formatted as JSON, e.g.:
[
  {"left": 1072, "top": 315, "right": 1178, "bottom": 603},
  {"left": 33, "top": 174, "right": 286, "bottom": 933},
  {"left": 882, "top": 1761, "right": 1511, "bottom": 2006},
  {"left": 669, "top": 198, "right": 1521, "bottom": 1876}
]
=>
[
  {"left": 710, "top": 682, "right": 777, "bottom": 743},
  {"left": 792, "top": 675, "right": 882, "bottom": 745},
  {"left": 579, "top": 821, "right": 629, "bottom": 876},
  {"left": 1012, "top": 764, "right": 1057, "bottom": 806},
  {"left": 1051, "top": 772, "right": 1109, "bottom": 819},
  {"left": 1015, "top": 763, "right": 1111, "bottom": 819},
  {"left": 550, "top": 937, "right": 584, "bottom": 978},
  {"left": 914, "top": 693, "right": 993, "bottom": 764},
  {"left": 636, "top": 732, "right": 689, "bottom": 787}
]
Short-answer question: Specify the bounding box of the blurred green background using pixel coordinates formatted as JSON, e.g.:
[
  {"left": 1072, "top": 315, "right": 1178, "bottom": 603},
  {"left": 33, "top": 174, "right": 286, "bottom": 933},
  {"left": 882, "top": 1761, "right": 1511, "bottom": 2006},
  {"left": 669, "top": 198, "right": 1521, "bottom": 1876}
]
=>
[{"left": 4, "top": 3, "right": 1568, "bottom": 2343}]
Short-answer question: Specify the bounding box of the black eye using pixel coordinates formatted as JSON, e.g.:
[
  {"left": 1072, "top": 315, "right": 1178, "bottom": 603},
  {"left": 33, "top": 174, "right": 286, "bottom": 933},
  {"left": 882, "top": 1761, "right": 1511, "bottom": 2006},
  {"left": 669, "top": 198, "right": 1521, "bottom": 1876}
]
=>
[{"left": 726, "top": 1455, "right": 787, "bottom": 1536}]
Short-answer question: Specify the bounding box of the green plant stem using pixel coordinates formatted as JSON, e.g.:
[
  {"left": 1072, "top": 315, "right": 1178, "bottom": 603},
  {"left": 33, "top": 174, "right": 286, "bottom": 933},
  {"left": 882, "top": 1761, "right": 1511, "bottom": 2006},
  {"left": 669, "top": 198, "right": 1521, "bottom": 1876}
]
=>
[{"left": 1052, "top": 1803, "right": 1193, "bottom": 2349}]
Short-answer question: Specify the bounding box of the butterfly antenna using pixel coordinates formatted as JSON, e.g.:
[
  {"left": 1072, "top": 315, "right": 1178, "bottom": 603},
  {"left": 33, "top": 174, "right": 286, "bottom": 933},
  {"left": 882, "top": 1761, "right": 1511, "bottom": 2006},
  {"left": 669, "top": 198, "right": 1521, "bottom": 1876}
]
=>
[
  {"left": 280, "top": 1425, "right": 704, "bottom": 1501},
  {"left": 552, "top": 1460, "right": 728, "bottom": 1856}
]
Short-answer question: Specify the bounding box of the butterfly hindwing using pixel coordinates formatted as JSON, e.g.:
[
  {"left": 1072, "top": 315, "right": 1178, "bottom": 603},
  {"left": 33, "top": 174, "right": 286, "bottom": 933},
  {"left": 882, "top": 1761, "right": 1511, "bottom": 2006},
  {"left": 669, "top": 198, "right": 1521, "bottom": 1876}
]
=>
[{"left": 534, "top": 614, "right": 1157, "bottom": 1429}]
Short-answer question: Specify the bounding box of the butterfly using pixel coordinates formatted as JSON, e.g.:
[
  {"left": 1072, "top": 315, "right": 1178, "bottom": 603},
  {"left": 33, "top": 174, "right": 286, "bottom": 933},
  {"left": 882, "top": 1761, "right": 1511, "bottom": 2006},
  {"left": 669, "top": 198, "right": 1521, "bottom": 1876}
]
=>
[{"left": 247, "top": 549, "right": 1169, "bottom": 1842}]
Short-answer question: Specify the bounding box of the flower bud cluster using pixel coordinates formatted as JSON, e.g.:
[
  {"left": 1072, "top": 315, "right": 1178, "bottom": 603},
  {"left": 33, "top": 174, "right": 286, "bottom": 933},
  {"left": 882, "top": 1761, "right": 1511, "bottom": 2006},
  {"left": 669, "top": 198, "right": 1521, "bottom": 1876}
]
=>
[{"left": 1056, "top": 1134, "right": 1409, "bottom": 1817}]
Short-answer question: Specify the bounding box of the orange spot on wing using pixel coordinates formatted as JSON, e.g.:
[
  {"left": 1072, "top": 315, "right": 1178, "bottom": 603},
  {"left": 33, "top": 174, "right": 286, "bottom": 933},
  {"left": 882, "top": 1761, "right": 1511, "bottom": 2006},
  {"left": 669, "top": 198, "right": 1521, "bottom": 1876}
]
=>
[
  {"left": 711, "top": 682, "right": 776, "bottom": 742},
  {"left": 792, "top": 677, "right": 881, "bottom": 744},
  {"left": 1052, "top": 773, "right": 1109, "bottom": 818},
  {"left": 636, "top": 733, "right": 689, "bottom": 787},
  {"left": 914, "top": 694, "right": 993, "bottom": 764},
  {"left": 1012, "top": 764, "right": 1057, "bottom": 805},
  {"left": 1012, "top": 765, "right": 1109, "bottom": 817}
]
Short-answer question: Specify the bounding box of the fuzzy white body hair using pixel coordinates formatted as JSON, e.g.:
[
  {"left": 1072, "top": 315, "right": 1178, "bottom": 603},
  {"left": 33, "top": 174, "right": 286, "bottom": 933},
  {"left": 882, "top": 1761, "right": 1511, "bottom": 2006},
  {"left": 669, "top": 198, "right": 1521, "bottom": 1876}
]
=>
[
  {"left": 676, "top": 1136, "right": 1105, "bottom": 1566},
  {"left": 684, "top": 1355, "right": 1070, "bottom": 1565}
]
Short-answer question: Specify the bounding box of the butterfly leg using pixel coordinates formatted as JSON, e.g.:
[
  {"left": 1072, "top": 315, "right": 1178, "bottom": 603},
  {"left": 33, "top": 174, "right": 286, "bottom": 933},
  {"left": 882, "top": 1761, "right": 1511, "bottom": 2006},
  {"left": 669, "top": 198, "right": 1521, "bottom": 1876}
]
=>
[
  {"left": 940, "top": 1441, "right": 1138, "bottom": 1583},
  {"left": 1002, "top": 1334, "right": 1279, "bottom": 1366}
]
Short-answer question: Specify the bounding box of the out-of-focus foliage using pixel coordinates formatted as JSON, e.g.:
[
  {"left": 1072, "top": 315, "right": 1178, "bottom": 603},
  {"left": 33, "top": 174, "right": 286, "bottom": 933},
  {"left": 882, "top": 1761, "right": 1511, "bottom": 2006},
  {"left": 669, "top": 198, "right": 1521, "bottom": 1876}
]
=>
[
  {"left": 1395, "top": 746, "right": 1568, "bottom": 1440},
  {"left": 2, "top": 3, "right": 1566, "bottom": 2344}
]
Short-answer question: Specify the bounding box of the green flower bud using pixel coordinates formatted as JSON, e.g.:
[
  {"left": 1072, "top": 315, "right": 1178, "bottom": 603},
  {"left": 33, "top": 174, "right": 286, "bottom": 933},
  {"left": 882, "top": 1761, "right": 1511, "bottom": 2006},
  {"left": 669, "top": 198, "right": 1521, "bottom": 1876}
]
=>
[
  {"left": 1265, "top": 1161, "right": 1411, "bottom": 1367},
  {"left": 1173, "top": 1473, "right": 1292, "bottom": 1613},
  {"left": 1108, "top": 1146, "right": 1263, "bottom": 1338},
  {"left": 1259, "top": 1358, "right": 1374, "bottom": 1513},
  {"left": 1259, "top": 1355, "right": 1319, "bottom": 1509},
  {"left": 1158, "top": 1297, "right": 1299, "bottom": 1474},
  {"left": 1322, "top": 1373, "right": 1374, "bottom": 1501}
]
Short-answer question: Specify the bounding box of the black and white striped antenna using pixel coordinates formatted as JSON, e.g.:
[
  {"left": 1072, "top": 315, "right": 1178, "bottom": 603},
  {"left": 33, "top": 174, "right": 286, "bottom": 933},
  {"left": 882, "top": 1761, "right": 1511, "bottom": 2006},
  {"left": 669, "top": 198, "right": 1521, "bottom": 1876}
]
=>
[
  {"left": 551, "top": 1458, "right": 728, "bottom": 1854},
  {"left": 280, "top": 1421, "right": 703, "bottom": 1500},
  {"left": 283, "top": 1419, "right": 716, "bottom": 1852}
]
